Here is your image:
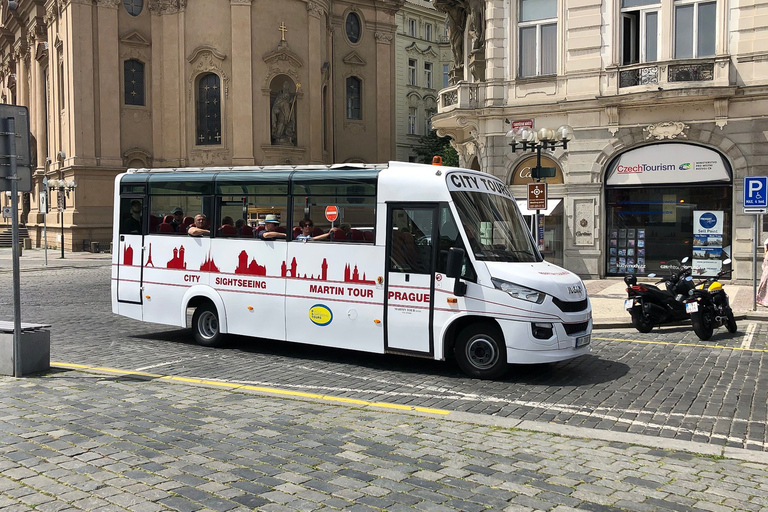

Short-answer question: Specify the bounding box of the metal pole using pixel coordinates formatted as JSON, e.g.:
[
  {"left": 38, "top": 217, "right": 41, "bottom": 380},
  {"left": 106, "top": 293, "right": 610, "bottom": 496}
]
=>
[
  {"left": 43, "top": 177, "right": 48, "bottom": 266},
  {"left": 754, "top": 216, "right": 758, "bottom": 312},
  {"left": 8, "top": 117, "right": 23, "bottom": 377},
  {"left": 59, "top": 170, "right": 64, "bottom": 259}
]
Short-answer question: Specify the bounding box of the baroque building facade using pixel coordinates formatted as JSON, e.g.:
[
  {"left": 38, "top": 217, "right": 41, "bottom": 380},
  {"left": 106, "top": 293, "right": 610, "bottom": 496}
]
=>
[
  {"left": 431, "top": 0, "right": 768, "bottom": 280},
  {"left": 0, "top": 0, "right": 404, "bottom": 250},
  {"left": 393, "top": 0, "right": 450, "bottom": 162}
]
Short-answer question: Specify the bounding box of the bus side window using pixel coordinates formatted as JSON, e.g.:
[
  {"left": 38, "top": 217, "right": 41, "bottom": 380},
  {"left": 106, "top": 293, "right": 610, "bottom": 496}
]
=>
[
  {"left": 119, "top": 198, "right": 144, "bottom": 235},
  {"left": 437, "top": 207, "right": 476, "bottom": 282}
]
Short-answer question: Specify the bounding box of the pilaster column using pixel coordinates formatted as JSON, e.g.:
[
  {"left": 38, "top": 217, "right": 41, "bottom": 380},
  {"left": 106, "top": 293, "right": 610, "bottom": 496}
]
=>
[
  {"left": 64, "top": 0, "right": 98, "bottom": 167},
  {"left": 307, "top": 2, "right": 325, "bottom": 164},
  {"left": 14, "top": 42, "right": 29, "bottom": 109},
  {"left": 96, "top": 0, "right": 122, "bottom": 167},
  {"left": 374, "top": 30, "right": 394, "bottom": 162},
  {"left": 230, "top": 0, "right": 254, "bottom": 165}
]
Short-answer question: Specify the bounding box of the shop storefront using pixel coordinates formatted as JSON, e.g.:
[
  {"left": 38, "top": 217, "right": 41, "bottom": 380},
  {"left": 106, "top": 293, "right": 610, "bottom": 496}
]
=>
[
  {"left": 605, "top": 143, "right": 732, "bottom": 277},
  {"left": 510, "top": 155, "right": 565, "bottom": 267}
]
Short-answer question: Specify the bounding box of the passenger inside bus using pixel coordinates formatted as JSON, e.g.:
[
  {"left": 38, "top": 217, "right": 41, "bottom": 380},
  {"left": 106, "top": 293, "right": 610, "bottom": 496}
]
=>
[
  {"left": 121, "top": 199, "right": 143, "bottom": 234},
  {"left": 257, "top": 214, "right": 286, "bottom": 240},
  {"left": 187, "top": 214, "right": 211, "bottom": 236},
  {"left": 170, "top": 207, "right": 184, "bottom": 232},
  {"left": 218, "top": 216, "right": 237, "bottom": 237}
]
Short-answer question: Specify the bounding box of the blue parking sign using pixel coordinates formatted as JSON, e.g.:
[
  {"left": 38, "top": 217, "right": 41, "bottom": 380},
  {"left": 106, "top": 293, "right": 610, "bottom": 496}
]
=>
[{"left": 744, "top": 176, "right": 768, "bottom": 208}]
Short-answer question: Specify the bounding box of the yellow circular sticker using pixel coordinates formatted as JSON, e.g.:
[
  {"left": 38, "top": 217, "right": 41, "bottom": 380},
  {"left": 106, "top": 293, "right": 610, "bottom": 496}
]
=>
[{"left": 309, "top": 304, "right": 333, "bottom": 326}]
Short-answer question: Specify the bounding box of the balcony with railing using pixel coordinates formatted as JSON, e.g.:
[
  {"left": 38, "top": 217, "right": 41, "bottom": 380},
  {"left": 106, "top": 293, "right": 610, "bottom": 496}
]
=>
[
  {"left": 437, "top": 82, "right": 481, "bottom": 113},
  {"left": 607, "top": 56, "right": 730, "bottom": 94}
]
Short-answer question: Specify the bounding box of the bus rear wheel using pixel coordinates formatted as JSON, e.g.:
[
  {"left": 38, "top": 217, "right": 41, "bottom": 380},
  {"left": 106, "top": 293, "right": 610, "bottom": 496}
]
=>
[
  {"left": 192, "top": 303, "right": 224, "bottom": 347},
  {"left": 455, "top": 323, "right": 508, "bottom": 380}
]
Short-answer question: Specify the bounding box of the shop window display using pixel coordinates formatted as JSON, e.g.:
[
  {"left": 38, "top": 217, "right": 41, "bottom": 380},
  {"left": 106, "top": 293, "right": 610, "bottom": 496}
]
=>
[{"left": 605, "top": 186, "right": 731, "bottom": 276}]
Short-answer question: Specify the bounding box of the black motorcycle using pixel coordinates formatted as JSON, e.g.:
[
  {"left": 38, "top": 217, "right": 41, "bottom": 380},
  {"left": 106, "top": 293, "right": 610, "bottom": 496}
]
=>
[
  {"left": 683, "top": 259, "right": 737, "bottom": 341},
  {"left": 624, "top": 258, "right": 694, "bottom": 333}
]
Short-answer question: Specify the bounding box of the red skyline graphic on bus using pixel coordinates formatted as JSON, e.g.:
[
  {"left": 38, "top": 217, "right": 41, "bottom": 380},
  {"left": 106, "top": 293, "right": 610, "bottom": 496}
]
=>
[
  {"left": 277, "top": 257, "right": 374, "bottom": 284},
  {"left": 167, "top": 246, "right": 187, "bottom": 269},
  {"left": 200, "top": 254, "right": 220, "bottom": 273},
  {"left": 123, "top": 245, "right": 134, "bottom": 266},
  {"left": 235, "top": 250, "right": 267, "bottom": 276}
]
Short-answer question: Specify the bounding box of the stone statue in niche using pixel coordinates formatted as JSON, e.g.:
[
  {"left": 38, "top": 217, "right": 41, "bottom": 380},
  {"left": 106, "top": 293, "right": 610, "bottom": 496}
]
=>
[
  {"left": 270, "top": 80, "right": 297, "bottom": 146},
  {"left": 433, "top": 0, "right": 467, "bottom": 72},
  {"left": 466, "top": 0, "right": 484, "bottom": 52}
]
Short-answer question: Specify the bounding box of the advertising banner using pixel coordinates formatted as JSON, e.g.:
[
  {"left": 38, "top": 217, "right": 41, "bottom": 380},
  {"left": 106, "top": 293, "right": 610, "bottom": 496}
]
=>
[
  {"left": 606, "top": 143, "right": 731, "bottom": 186},
  {"left": 692, "top": 210, "right": 724, "bottom": 276}
]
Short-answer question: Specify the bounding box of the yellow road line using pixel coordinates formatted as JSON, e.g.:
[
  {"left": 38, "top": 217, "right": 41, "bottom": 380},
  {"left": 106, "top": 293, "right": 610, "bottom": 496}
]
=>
[
  {"left": 51, "top": 362, "right": 451, "bottom": 416},
  {"left": 593, "top": 336, "right": 768, "bottom": 353}
]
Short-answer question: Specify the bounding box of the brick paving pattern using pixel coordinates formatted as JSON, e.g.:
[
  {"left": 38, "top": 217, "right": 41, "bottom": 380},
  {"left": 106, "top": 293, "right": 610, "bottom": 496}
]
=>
[{"left": 2, "top": 372, "right": 768, "bottom": 511}]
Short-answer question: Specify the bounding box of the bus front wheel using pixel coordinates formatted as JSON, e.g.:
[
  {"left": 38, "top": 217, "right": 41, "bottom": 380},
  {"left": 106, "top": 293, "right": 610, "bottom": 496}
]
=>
[
  {"left": 455, "top": 323, "right": 508, "bottom": 380},
  {"left": 193, "top": 303, "right": 224, "bottom": 347}
]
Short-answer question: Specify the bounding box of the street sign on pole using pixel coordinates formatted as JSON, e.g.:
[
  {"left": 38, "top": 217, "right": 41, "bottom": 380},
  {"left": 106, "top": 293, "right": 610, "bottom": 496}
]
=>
[
  {"left": 0, "top": 105, "right": 32, "bottom": 192},
  {"left": 527, "top": 182, "right": 547, "bottom": 210},
  {"left": 744, "top": 176, "right": 768, "bottom": 212}
]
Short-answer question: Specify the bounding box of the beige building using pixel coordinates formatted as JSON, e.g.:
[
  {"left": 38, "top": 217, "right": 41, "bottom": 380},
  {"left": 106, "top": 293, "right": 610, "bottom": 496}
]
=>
[
  {"left": 432, "top": 0, "right": 768, "bottom": 280},
  {"left": 0, "top": 0, "right": 404, "bottom": 251},
  {"left": 393, "top": 0, "right": 450, "bottom": 161}
]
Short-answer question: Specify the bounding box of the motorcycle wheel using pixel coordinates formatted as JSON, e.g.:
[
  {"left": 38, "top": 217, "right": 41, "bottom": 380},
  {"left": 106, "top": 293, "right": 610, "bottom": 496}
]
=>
[
  {"left": 726, "top": 311, "right": 737, "bottom": 333},
  {"left": 691, "top": 310, "right": 714, "bottom": 341},
  {"left": 631, "top": 309, "right": 654, "bottom": 333}
]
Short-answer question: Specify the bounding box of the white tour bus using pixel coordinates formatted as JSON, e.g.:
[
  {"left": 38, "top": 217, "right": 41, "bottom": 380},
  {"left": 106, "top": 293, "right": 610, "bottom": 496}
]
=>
[{"left": 111, "top": 162, "right": 591, "bottom": 379}]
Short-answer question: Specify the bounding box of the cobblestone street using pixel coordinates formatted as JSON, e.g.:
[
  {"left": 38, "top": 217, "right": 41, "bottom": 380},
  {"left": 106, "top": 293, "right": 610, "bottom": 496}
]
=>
[{"left": 2, "top": 254, "right": 768, "bottom": 510}]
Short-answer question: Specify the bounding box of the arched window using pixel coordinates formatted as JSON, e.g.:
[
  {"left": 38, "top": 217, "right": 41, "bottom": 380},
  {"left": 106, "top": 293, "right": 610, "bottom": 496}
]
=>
[
  {"left": 123, "top": 0, "right": 143, "bottom": 16},
  {"left": 124, "top": 60, "right": 145, "bottom": 106},
  {"left": 346, "top": 77, "right": 361, "bottom": 120},
  {"left": 196, "top": 73, "right": 222, "bottom": 145}
]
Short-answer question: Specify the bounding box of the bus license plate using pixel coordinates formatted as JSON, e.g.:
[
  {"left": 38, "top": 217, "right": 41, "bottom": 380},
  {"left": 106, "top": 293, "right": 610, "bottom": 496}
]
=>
[
  {"left": 624, "top": 299, "right": 634, "bottom": 310},
  {"left": 686, "top": 302, "right": 698, "bottom": 313},
  {"left": 576, "top": 334, "right": 591, "bottom": 348}
]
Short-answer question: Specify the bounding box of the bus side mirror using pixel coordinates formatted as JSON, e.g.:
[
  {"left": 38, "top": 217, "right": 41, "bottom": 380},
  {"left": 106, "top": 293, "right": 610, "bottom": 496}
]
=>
[{"left": 446, "top": 247, "right": 467, "bottom": 297}]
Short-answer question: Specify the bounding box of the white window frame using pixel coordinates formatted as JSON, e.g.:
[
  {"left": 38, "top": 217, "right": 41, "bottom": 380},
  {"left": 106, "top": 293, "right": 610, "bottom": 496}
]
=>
[
  {"left": 408, "top": 18, "right": 417, "bottom": 37},
  {"left": 621, "top": 4, "right": 660, "bottom": 64},
  {"left": 442, "top": 64, "right": 450, "bottom": 88},
  {"left": 518, "top": 19, "right": 557, "bottom": 78},
  {"left": 408, "top": 107, "right": 418, "bottom": 135},
  {"left": 424, "top": 62, "right": 433, "bottom": 89},
  {"left": 673, "top": 0, "right": 716, "bottom": 59},
  {"left": 408, "top": 59, "right": 417, "bottom": 86},
  {"left": 425, "top": 110, "right": 435, "bottom": 135},
  {"left": 425, "top": 23, "right": 432, "bottom": 41}
]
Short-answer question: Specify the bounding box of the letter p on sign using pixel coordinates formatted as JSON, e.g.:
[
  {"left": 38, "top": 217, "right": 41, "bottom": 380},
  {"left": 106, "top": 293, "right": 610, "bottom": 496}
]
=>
[{"left": 744, "top": 176, "right": 768, "bottom": 210}]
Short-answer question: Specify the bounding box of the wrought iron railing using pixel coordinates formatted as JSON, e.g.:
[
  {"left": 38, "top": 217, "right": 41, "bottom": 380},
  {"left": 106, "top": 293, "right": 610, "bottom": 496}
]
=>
[
  {"left": 668, "top": 63, "right": 714, "bottom": 82},
  {"left": 618, "top": 58, "right": 717, "bottom": 88}
]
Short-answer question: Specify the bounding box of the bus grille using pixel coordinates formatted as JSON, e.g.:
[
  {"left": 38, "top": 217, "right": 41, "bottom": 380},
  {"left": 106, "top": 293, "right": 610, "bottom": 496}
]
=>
[
  {"left": 553, "top": 298, "right": 588, "bottom": 312},
  {"left": 563, "top": 322, "right": 589, "bottom": 335}
]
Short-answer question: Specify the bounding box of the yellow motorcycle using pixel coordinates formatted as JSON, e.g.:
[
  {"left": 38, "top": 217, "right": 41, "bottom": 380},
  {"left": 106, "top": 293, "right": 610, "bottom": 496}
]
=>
[{"left": 683, "top": 259, "right": 737, "bottom": 341}]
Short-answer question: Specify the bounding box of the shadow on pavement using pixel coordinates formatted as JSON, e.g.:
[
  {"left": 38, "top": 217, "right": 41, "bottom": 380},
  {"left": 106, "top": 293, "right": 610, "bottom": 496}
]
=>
[{"left": 129, "top": 329, "right": 629, "bottom": 386}]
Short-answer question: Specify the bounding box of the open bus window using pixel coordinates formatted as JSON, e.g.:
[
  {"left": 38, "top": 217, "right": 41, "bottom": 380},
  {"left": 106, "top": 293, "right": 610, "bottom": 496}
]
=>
[
  {"left": 149, "top": 196, "right": 203, "bottom": 234},
  {"left": 291, "top": 195, "right": 375, "bottom": 242}
]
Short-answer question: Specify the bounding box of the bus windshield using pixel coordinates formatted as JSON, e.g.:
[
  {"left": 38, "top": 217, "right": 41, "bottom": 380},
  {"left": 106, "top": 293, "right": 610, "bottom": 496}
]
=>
[{"left": 451, "top": 190, "right": 542, "bottom": 263}]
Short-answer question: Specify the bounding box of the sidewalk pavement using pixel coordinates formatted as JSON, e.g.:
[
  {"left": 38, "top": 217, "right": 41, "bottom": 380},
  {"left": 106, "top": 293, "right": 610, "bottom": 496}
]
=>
[{"left": 3, "top": 247, "right": 768, "bottom": 329}]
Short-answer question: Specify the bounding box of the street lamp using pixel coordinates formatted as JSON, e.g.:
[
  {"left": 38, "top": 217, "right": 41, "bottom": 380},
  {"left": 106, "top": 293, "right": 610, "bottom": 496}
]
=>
[
  {"left": 505, "top": 124, "right": 574, "bottom": 180},
  {"left": 505, "top": 123, "right": 573, "bottom": 246},
  {"left": 46, "top": 176, "right": 77, "bottom": 259}
]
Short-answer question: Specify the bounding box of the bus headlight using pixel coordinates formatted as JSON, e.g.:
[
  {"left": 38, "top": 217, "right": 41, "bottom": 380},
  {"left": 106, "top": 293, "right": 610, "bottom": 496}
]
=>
[{"left": 492, "top": 278, "right": 546, "bottom": 304}]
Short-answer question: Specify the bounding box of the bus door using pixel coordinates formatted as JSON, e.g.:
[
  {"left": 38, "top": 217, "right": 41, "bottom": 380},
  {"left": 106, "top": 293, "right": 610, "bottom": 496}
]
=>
[
  {"left": 116, "top": 196, "right": 145, "bottom": 304},
  {"left": 385, "top": 204, "right": 438, "bottom": 355}
]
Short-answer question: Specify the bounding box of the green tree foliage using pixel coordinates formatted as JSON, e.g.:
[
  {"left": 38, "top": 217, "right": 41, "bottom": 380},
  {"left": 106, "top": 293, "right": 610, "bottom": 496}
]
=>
[{"left": 413, "top": 130, "right": 459, "bottom": 167}]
